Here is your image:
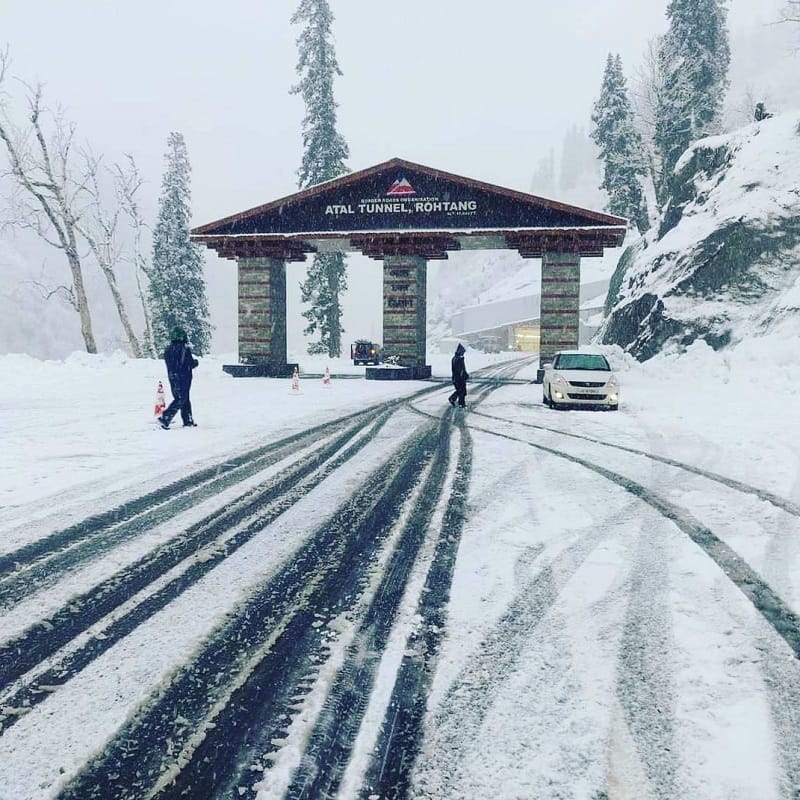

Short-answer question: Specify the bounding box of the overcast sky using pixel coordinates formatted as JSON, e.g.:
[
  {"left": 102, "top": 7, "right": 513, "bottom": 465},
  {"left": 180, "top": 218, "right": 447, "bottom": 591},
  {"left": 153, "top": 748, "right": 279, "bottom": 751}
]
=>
[{"left": 2, "top": 0, "right": 786, "bottom": 225}]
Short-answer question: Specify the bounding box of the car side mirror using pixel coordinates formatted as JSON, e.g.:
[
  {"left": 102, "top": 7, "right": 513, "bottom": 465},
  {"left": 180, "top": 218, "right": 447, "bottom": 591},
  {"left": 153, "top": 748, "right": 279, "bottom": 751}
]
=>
[{"left": 543, "top": 363, "right": 553, "bottom": 370}]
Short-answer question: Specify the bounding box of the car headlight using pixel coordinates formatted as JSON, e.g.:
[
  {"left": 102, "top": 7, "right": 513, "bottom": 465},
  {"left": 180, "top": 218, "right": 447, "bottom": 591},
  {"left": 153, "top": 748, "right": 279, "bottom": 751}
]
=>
[
  {"left": 606, "top": 376, "right": 618, "bottom": 388},
  {"left": 553, "top": 373, "right": 567, "bottom": 385}
]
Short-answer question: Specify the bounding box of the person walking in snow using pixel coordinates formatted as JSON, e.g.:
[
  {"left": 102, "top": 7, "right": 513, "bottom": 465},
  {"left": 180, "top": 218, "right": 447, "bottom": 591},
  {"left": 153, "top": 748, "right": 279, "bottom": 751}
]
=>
[
  {"left": 448, "top": 342, "right": 469, "bottom": 408},
  {"left": 158, "top": 326, "right": 199, "bottom": 429}
]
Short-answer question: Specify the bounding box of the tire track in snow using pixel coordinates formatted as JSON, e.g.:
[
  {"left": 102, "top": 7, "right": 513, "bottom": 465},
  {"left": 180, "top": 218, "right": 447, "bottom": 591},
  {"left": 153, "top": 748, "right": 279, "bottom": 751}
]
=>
[
  {"left": 475, "top": 408, "right": 800, "bottom": 519},
  {"left": 125, "top": 370, "right": 523, "bottom": 799},
  {"left": 165, "top": 369, "right": 523, "bottom": 800},
  {"left": 355, "top": 409, "right": 473, "bottom": 800},
  {"left": 467, "top": 420, "right": 800, "bottom": 796},
  {"left": 0, "top": 411, "right": 392, "bottom": 698},
  {"left": 1, "top": 382, "right": 450, "bottom": 585},
  {"left": 0, "top": 407, "right": 381, "bottom": 583},
  {"left": 282, "top": 411, "right": 457, "bottom": 800},
  {"left": 0, "top": 413, "right": 405, "bottom": 738},
  {"left": 759, "top": 640, "right": 800, "bottom": 797},
  {"left": 1, "top": 364, "right": 525, "bottom": 798},
  {"left": 55, "top": 421, "right": 441, "bottom": 800},
  {"left": 469, "top": 421, "right": 800, "bottom": 657},
  {"left": 0, "top": 424, "right": 347, "bottom": 608},
  {"left": 614, "top": 516, "right": 678, "bottom": 799},
  {"left": 408, "top": 488, "right": 634, "bottom": 796}
]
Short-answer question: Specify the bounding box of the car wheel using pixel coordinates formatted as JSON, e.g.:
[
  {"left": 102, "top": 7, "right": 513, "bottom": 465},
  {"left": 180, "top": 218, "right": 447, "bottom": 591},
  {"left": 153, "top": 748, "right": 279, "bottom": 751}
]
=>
[{"left": 543, "top": 387, "right": 550, "bottom": 407}]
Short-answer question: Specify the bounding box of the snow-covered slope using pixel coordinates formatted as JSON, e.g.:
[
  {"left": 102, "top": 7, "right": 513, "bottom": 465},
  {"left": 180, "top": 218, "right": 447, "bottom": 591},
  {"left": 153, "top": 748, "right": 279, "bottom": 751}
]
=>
[{"left": 601, "top": 111, "right": 800, "bottom": 360}]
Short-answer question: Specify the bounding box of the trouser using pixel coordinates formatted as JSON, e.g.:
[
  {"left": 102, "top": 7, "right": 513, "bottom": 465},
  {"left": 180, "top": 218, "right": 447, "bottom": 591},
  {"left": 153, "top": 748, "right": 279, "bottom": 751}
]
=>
[
  {"left": 163, "top": 377, "right": 193, "bottom": 425},
  {"left": 449, "top": 381, "right": 467, "bottom": 407}
]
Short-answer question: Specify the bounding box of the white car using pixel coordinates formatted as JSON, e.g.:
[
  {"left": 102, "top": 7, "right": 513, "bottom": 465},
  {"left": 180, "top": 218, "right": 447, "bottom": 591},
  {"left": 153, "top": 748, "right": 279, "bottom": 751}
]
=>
[{"left": 542, "top": 350, "right": 620, "bottom": 410}]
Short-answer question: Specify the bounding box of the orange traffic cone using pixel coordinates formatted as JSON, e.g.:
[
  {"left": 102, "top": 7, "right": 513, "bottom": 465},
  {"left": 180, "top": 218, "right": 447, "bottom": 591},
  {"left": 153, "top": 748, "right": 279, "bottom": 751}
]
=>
[
  {"left": 154, "top": 381, "right": 166, "bottom": 416},
  {"left": 322, "top": 366, "right": 331, "bottom": 386},
  {"left": 291, "top": 366, "right": 300, "bottom": 393}
]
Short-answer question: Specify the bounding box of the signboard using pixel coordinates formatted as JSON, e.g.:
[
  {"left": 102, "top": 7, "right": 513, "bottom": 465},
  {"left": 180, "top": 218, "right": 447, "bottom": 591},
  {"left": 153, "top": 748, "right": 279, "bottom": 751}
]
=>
[{"left": 208, "top": 166, "right": 600, "bottom": 236}]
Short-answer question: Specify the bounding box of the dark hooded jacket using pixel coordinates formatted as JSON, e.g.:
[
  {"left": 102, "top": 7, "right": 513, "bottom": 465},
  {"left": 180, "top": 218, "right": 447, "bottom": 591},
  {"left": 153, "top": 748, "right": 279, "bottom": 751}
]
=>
[
  {"left": 451, "top": 343, "right": 469, "bottom": 387},
  {"left": 164, "top": 340, "right": 198, "bottom": 387}
]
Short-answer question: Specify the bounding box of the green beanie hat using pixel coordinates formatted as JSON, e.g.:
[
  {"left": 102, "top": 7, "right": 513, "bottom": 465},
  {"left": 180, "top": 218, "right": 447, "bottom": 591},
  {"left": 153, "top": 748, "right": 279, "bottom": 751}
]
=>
[{"left": 170, "top": 326, "right": 188, "bottom": 342}]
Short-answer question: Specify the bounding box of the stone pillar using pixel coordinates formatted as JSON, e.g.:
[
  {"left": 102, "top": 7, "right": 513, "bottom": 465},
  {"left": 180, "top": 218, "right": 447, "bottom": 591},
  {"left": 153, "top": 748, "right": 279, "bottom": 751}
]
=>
[
  {"left": 537, "top": 252, "right": 581, "bottom": 382},
  {"left": 228, "top": 256, "right": 289, "bottom": 377},
  {"left": 382, "top": 255, "right": 429, "bottom": 372}
]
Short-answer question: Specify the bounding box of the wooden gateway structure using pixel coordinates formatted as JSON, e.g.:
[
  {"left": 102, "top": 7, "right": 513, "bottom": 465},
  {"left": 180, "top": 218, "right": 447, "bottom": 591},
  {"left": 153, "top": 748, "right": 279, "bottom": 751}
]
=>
[{"left": 191, "top": 158, "right": 627, "bottom": 381}]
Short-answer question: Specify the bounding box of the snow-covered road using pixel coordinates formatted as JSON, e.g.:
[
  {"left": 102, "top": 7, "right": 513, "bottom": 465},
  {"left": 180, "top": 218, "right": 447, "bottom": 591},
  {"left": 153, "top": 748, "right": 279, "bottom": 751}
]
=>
[{"left": 1, "top": 347, "right": 799, "bottom": 799}]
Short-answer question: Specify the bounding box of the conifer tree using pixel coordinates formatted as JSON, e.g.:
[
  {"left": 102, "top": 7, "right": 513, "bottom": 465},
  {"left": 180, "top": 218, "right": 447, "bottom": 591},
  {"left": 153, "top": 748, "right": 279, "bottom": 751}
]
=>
[
  {"left": 529, "top": 150, "right": 556, "bottom": 198},
  {"left": 291, "top": 0, "right": 350, "bottom": 357},
  {"left": 148, "top": 132, "right": 212, "bottom": 354},
  {"left": 654, "top": 0, "right": 730, "bottom": 196},
  {"left": 559, "top": 125, "right": 597, "bottom": 194},
  {"left": 591, "top": 54, "right": 649, "bottom": 233}
]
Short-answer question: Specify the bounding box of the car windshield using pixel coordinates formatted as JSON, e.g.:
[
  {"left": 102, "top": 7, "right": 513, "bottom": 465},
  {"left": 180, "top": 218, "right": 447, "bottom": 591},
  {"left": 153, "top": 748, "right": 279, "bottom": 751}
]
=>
[{"left": 553, "top": 353, "right": 610, "bottom": 371}]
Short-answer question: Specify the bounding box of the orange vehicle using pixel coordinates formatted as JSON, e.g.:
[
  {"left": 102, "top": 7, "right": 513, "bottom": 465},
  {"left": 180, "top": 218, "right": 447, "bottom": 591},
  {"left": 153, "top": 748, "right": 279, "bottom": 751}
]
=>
[{"left": 350, "top": 340, "right": 382, "bottom": 366}]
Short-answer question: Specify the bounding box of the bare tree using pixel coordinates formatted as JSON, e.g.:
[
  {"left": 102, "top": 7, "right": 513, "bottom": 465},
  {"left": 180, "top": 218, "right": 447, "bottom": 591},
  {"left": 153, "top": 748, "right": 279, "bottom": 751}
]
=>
[
  {"left": 0, "top": 49, "right": 97, "bottom": 352},
  {"left": 74, "top": 150, "right": 144, "bottom": 357},
  {"left": 25, "top": 266, "right": 78, "bottom": 307},
  {"left": 114, "top": 155, "right": 156, "bottom": 357},
  {"left": 630, "top": 36, "right": 666, "bottom": 210},
  {"left": 779, "top": 1, "right": 800, "bottom": 23}
]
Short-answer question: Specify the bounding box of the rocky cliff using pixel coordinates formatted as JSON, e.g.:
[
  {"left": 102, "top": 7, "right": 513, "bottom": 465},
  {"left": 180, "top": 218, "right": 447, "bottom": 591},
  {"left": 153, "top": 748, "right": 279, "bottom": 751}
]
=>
[{"left": 600, "top": 112, "right": 800, "bottom": 360}]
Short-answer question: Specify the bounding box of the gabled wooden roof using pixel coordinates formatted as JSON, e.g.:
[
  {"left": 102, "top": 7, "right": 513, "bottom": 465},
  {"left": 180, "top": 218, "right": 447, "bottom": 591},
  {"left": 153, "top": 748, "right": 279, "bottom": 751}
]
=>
[{"left": 192, "top": 157, "right": 627, "bottom": 261}]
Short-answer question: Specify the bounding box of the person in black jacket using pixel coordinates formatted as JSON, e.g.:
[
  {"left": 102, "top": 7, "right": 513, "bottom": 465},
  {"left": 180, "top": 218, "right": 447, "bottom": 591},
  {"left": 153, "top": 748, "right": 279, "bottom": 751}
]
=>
[
  {"left": 754, "top": 102, "right": 773, "bottom": 122},
  {"left": 448, "top": 342, "right": 469, "bottom": 408},
  {"left": 158, "top": 326, "right": 199, "bottom": 429}
]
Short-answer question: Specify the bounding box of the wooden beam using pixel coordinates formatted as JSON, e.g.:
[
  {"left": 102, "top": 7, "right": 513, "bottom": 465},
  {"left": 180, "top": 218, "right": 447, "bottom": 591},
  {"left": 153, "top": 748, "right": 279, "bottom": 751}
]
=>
[
  {"left": 199, "top": 235, "right": 315, "bottom": 262},
  {"left": 350, "top": 233, "right": 460, "bottom": 260}
]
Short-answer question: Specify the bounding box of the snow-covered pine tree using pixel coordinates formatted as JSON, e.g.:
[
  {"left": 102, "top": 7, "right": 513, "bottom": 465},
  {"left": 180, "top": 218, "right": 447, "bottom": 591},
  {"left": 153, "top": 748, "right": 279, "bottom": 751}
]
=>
[
  {"left": 290, "top": 0, "right": 350, "bottom": 358},
  {"left": 591, "top": 54, "right": 649, "bottom": 233},
  {"left": 654, "top": 0, "right": 730, "bottom": 197},
  {"left": 148, "top": 132, "right": 212, "bottom": 355},
  {"left": 558, "top": 125, "right": 596, "bottom": 194}
]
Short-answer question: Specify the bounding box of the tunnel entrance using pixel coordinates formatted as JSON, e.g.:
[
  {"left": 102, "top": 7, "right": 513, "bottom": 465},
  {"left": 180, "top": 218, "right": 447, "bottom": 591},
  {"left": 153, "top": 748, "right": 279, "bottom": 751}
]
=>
[{"left": 192, "top": 158, "right": 626, "bottom": 381}]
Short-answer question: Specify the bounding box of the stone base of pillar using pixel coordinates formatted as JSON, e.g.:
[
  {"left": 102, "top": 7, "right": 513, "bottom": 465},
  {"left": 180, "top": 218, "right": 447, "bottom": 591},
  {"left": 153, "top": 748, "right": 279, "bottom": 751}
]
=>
[
  {"left": 366, "top": 364, "right": 432, "bottom": 381},
  {"left": 223, "top": 362, "right": 299, "bottom": 378},
  {"left": 535, "top": 368, "right": 545, "bottom": 384}
]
